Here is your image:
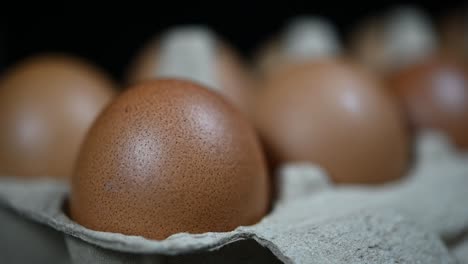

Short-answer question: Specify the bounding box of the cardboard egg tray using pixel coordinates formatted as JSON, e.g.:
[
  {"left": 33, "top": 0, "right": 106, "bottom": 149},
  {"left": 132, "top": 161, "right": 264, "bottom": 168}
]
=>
[{"left": 1, "top": 132, "right": 467, "bottom": 264}]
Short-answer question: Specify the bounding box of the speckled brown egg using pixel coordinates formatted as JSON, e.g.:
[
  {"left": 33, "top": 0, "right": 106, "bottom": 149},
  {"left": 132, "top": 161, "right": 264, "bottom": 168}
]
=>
[
  {"left": 255, "top": 60, "right": 409, "bottom": 184},
  {"left": 126, "top": 27, "right": 255, "bottom": 117},
  {"left": 70, "top": 79, "right": 269, "bottom": 240},
  {"left": 391, "top": 57, "right": 468, "bottom": 149},
  {"left": 0, "top": 54, "right": 116, "bottom": 179}
]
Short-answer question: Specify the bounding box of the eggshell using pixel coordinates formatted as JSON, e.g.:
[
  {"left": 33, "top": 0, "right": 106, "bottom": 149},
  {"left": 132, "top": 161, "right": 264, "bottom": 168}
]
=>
[
  {"left": 0, "top": 54, "right": 116, "bottom": 179},
  {"left": 391, "top": 57, "right": 468, "bottom": 149},
  {"left": 70, "top": 79, "right": 269, "bottom": 240},
  {"left": 255, "top": 60, "right": 409, "bottom": 184},
  {"left": 126, "top": 27, "right": 255, "bottom": 117}
]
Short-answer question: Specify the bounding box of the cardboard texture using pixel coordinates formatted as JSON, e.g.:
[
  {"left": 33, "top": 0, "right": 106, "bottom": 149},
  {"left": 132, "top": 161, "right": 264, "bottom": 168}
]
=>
[
  {"left": 453, "top": 237, "right": 468, "bottom": 264},
  {"left": 0, "top": 132, "right": 467, "bottom": 263}
]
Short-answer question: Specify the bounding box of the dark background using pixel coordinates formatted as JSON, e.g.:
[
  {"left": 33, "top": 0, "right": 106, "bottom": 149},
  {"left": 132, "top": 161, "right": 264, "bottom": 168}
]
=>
[{"left": 0, "top": 1, "right": 465, "bottom": 81}]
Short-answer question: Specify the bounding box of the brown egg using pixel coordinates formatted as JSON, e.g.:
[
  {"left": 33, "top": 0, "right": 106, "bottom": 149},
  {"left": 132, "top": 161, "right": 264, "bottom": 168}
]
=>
[
  {"left": 351, "top": 6, "right": 436, "bottom": 75},
  {"left": 126, "top": 27, "right": 255, "bottom": 117},
  {"left": 255, "top": 17, "right": 341, "bottom": 76},
  {"left": 0, "top": 54, "right": 116, "bottom": 179},
  {"left": 70, "top": 79, "right": 269, "bottom": 240},
  {"left": 391, "top": 58, "right": 468, "bottom": 149},
  {"left": 255, "top": 60, "right": 409, "bottom": 184}
]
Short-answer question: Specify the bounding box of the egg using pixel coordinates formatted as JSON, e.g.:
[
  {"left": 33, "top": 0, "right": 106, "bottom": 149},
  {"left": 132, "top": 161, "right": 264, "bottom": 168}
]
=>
[
  {"left": 351, "top": 6, "right": 436, "bottom": 75},
  {"left": 126, "top": 26, "right": 255, "bottom": 117},
  {"left": 0, "top": 54, "right": 116, "bottom": 179},
  {"left": 255, "top": 17, "right": 341, "bottom": 76},
  {"left": 391, "top": 57, "right": 468, "bottom": 149},
  {"left": 70, "top": 79, "right": 269, "bottom": 240},
  {"left": 255, "top": 60, "right": 409, "bottom": 184}
]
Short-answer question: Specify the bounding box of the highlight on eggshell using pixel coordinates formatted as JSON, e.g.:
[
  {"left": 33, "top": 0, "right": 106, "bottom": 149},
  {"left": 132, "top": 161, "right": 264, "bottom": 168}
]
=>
[
  {"left": 0, "top": 54, "right": 116, "bottom": 179},
  {"left": 255, "top": 16, "right": 341, "bottom": 76},
  {"left": 350, "top": 6, "right": 437, "bottom": 75},
  {"left": 70, "top": 79, "right": 270, "bottom": 240},
  {"left": 390, "top": 57, "right": 468, "bottom": 149},
  {"left": 254, "top": 59, "right": 410, "bottom": 184},
  {"left": 126, "top": 26, "right": 256, "bottom": 117}
]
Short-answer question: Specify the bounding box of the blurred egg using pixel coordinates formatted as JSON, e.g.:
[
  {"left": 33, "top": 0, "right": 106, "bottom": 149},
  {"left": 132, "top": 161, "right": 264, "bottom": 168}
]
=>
[
  {"left": 70, "top": 79, "right": 269, "bottom": 240},
  {"left": 0, "top": 54, "right": 116, "bottom": 179},
  {"left": 391, "top": 57, "right": 468, "bottom": 149},
  {"left": 255, "top": 17, "right": 341, "bottom": 76},
  {"left": 351, "top": 6, "right": 437, "bottom": 75},
  {"left": 126, "top": 26, "right": 255, "bottom": 117},
  {"left": 255, "top": 60, "right": 409, "bottom": 184}
]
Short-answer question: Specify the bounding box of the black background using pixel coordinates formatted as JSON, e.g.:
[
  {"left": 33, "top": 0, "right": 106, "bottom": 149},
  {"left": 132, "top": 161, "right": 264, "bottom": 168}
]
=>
[{"left": 0, "top": 1, "right": 465, "bottom": 81}]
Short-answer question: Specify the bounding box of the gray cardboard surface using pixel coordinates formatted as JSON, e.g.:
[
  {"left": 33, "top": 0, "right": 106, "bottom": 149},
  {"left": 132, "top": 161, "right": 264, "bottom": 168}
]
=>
[
  {"left": 453, "top": 237, "right": 468, "bottom": 264},
  {"left": 0, "top": 132, "right": 466, "bottom": 263},
  {"left": 0, "top": 204, "right": 70, "bottom": 264}
]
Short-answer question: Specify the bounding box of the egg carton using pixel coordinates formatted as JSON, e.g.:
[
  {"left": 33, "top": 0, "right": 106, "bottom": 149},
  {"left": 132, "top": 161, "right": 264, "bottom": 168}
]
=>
[{"left": 0, "top": 132, "right": 467, "bottom": 264}]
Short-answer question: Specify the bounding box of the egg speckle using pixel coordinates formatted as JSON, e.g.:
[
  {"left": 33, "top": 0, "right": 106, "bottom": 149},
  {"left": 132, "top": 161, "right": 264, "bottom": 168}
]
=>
[
  {"left": 255, "top": 60, "right": 409, "bottom": 184},
  {"left": 70, "top": 79, "right": 269, "bottom": 240},
  {"left": 0, "top": 54, "right": 116, "bottom": 179}
]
